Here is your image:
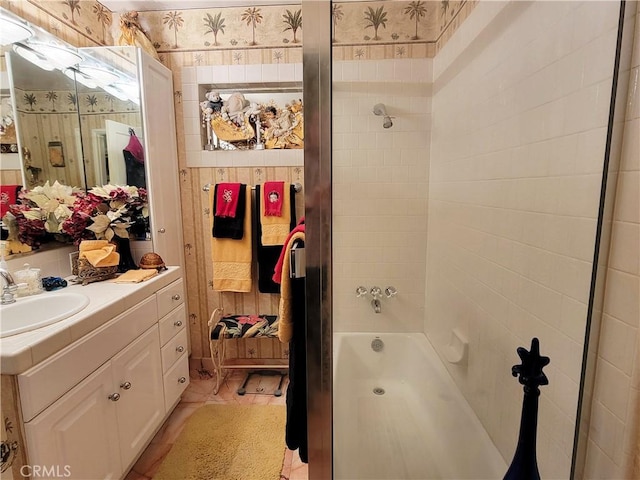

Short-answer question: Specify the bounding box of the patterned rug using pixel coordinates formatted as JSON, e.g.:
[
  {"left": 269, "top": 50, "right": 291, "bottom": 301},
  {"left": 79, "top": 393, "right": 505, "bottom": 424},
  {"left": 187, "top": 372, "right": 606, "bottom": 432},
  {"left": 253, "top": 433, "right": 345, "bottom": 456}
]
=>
[{"left": 153, "top": 404, "right": 286, "bottom": 480}]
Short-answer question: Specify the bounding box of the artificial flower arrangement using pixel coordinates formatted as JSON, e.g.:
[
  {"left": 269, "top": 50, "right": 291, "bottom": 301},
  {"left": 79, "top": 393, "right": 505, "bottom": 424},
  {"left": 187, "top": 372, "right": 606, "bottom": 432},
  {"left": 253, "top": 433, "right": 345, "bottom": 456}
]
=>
[{"left": 6, "top": 181, "right": 148, "bottom": 247}]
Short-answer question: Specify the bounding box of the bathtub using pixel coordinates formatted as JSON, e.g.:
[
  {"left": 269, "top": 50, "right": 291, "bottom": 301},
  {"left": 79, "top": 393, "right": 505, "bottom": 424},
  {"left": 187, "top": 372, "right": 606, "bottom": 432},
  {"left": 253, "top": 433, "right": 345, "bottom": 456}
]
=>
[{"left": 333, "top": 333, "right": 507, "bottom": 480}]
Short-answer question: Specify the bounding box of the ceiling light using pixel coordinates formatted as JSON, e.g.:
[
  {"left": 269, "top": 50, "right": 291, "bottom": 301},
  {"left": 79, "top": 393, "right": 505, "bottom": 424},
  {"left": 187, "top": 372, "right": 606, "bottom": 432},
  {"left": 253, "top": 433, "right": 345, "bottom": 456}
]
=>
[
  {"left": 0, "top": 14, "right": 33, "bottom": 46},
  {"left": 13, "top": 43, "right": 54, "bottom": 71}
]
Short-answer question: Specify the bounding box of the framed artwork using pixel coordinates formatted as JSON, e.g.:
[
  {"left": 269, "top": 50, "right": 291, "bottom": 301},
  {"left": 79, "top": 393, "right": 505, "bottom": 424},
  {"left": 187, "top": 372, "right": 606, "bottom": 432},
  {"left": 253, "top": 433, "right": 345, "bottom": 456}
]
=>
[{"left": 48, "top": 141, "right": 65, "bottom": 167}]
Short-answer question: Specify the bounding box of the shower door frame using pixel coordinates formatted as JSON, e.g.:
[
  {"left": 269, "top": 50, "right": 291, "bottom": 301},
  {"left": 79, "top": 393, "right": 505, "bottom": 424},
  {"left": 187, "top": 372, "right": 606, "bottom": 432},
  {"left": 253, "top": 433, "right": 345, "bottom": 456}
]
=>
[
  {"left": 302, "top": 1, "right": 333, "bottom": 479},
  {"left": 302, "top": 1, "right": 635, "bottom": 479}
]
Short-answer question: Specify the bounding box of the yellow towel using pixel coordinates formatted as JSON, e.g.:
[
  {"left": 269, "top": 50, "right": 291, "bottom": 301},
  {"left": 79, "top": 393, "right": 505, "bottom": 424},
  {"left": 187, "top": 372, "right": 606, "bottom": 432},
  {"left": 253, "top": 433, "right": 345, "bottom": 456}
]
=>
[
  {"left": 79, "top": 240, "right": 120, "bottom": 268},
  {"left": 211, "top": 187, "right": 252, "bottom": 292},
  {"left": 113, "top": 269, "right": 158, "bottom": 283},
  {"left": 260, "top": 185, "right": 291, "bottom": 246},
  {"left": 278, "top": 231, "right": 305, "bottom": 343}
]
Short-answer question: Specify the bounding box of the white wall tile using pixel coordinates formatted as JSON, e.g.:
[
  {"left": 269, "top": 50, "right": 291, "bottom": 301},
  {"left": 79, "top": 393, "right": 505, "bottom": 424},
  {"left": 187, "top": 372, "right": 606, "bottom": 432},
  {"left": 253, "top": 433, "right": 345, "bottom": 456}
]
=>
[
  {"left": 211, "top": 65, "right": 229, "bottom": 83},
  {"left": 426, "top": 2, "right": 629, "bottom": 477},
  {"left": 196, "top": 65, "right": 213, "bottom": 83}
]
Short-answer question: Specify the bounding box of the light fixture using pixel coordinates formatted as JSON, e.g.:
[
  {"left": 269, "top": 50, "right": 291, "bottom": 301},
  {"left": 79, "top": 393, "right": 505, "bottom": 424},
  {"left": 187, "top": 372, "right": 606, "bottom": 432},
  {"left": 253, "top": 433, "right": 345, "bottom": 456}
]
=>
[
  {"left": 102, "top": 84, "right": 128, "bottom": 102},
  {"left": 78, "top": 65, "right": 121, "bottom": 86},
  {"left": 64, "top": 68, "right": 97, "bottom": 89},
  {"left": 114, "top": 81, "right": 140, "bottom": 104},
  {"left": 12, "top": 43, "right": 55, "bottom": 71},
  {"left": 27, "top": 43, "right": 83, "bottom": 69},
  {"left": 0, "top": 13, "right": 33, "bottom": 46}
]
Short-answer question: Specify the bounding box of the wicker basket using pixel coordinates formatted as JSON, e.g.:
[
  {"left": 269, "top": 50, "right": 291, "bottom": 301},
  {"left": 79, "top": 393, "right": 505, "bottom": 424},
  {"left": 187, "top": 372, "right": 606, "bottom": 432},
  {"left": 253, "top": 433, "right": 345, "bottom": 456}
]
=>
[{"left": 74, "top": 257, "right": 118, "bottom": 285}]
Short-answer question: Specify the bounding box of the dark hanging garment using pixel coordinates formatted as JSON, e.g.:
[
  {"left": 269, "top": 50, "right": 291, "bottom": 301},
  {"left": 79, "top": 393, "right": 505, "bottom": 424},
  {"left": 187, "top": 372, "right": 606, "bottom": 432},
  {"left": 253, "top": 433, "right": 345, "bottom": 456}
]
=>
[
  {"left": 285, "top": 246, "right": 308, "bottom": 463},
  {"left": 123, "top": 150, "right": 146, "bottom": 188},
  {"left": 256, "top": 184, "right": 296, "bottom": 293},
  {"left": 123, "top": 131, "right": 146, "bottom": 188}
]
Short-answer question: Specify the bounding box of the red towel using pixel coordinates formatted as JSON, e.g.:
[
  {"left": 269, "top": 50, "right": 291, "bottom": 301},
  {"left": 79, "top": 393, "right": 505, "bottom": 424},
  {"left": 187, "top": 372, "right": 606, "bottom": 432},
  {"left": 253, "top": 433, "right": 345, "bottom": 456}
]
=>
[
  {"left": 272, "top": 220, "right": 305, "bottom": 284},
  {"left": 124, "top": 134, "right": 144, "bottom": 164},
  {"left": 0, "top": 185, "right": 20, "bottom": 218},
  {"left": 263, "top": 181, "right": 285, "bottom": 217},
  {"left": 215, "top": 183, "right": 242, "bottom": 218}
]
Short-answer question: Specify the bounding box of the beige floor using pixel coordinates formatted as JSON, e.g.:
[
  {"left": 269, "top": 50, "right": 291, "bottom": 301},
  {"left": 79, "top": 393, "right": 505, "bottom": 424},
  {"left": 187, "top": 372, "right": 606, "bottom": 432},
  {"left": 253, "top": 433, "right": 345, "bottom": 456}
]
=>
[{"left": 124, "top": 368, "right": 309, "bottom": 480}]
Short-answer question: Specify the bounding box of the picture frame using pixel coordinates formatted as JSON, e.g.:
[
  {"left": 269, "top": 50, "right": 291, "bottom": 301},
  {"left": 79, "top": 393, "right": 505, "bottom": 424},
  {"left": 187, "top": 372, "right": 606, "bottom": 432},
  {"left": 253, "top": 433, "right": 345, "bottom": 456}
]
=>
[{"left": 48, "top": 141, "right": 65, "bottom": 167}]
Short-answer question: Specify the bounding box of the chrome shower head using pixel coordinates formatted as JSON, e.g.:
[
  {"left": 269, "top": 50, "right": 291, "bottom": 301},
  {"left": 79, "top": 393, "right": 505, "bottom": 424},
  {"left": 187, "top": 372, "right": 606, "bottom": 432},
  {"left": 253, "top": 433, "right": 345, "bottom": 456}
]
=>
[
  {"left": 373, "top": 103, "right": 393, "bottom": 128},
  {"left": 373, "top": 103, "right": 388, "bottom": 117}
]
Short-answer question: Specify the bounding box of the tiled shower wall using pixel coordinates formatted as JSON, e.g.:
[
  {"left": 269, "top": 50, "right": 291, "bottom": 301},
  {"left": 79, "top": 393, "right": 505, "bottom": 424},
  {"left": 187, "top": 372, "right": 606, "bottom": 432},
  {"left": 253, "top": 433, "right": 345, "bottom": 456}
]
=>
[
  {"left": 586, "top": 1, "right": 640, "bottom": 477},
  {"left": 426, "top": 1, "right": 622, "bottom": 478},
  {"left": 332, "top": 58, "right": 432, "bottom": 333}
]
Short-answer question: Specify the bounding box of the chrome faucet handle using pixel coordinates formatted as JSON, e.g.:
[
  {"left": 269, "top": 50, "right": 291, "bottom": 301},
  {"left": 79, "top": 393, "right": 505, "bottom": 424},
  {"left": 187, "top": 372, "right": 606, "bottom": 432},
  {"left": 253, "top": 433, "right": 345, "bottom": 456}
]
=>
[
  {"left": 356, "top": 286, "right": 368, "bottom": 297},
  {"left": 385, "top": 286, "right": 398, "bottom": 298},
  {"left": 370, "top": 286, "right": 383, "bottom": 299},
  {"left": 1, "top": 284, "right": 18, "bottom": 305}
]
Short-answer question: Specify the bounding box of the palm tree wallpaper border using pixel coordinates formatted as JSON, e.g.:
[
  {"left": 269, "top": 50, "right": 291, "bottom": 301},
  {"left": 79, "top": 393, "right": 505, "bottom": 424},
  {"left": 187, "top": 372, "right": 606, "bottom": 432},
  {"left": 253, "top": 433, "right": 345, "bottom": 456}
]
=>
[
  {"left": 132, "top": 1, "right": 472, "bottom": 60},
  {"left": 5, "top": 1, "right": 472, "bottom": 65}
]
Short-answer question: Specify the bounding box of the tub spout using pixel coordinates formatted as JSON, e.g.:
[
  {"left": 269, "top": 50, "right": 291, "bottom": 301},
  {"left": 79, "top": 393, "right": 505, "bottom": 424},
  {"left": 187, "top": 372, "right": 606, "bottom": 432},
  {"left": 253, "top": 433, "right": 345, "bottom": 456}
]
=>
[{"left": 371, "top": 298, "right": 381, "bottom": 314}]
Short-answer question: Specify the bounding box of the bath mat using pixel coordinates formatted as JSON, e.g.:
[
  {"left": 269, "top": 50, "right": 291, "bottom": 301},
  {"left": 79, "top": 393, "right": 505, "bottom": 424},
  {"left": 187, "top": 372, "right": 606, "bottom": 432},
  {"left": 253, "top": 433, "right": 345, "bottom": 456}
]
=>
[{"left": 153, "top": 404, "right": 286, "bottom": 480}]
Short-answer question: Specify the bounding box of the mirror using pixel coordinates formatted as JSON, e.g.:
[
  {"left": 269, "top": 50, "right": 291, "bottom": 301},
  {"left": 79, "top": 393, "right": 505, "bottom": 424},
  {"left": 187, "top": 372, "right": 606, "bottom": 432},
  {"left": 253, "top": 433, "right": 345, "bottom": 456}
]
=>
[
  {"left": 73, "top": 46, "right": 144, "bottom": 189},
  {"left": 1, "top": 7, "right": 145, "bottom": 191},
  {"left": 6, "top": 50, "right": 86, "bottom": 189},
  {"left": 1, "top": 7, "right": 149, "bottom": 256}
]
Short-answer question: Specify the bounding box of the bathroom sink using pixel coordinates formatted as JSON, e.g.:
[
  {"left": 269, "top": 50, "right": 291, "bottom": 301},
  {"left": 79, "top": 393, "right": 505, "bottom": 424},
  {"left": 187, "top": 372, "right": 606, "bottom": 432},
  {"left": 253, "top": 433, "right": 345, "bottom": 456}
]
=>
[{"left": 0, "top": 292, "right": 90, "bottom": 338}]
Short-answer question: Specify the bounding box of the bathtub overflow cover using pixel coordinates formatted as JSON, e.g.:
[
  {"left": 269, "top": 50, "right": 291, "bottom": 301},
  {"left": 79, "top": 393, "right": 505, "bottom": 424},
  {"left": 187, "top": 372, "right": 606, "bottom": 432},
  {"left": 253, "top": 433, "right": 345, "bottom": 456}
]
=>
[
  {"left": 373, "top": 387, "right": 385, "bottom": 395},
  {"left": 371, "top": 338, "right": 384, "bottom": 352}
]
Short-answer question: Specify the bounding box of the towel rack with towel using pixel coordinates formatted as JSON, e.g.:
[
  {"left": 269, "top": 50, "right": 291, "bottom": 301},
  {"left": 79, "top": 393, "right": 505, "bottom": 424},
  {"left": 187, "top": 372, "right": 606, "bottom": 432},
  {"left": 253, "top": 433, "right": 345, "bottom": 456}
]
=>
[{"left": 203, "top": 182, "right": 303, "bottom": 193}]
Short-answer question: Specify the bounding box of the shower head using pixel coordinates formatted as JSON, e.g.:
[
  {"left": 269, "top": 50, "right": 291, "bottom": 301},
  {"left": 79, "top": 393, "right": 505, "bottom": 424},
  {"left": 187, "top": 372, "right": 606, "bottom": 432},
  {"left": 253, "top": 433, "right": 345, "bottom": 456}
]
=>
[
  {"left": 373, "top": 103, "right": 393, "bottom": 128},
  {"left": 373, "top": 103, "right": 388, "bottom": 117}
]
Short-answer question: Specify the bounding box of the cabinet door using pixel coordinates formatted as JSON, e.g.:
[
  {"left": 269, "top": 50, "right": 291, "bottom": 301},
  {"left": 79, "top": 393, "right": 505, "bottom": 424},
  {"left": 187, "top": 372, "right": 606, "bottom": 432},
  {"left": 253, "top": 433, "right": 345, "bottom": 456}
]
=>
[
  {"left": 111, "top": 325, "right": 164, "bottom": 470},
  {"left": 138, "top": 50, "right": 184, "bottom": 269},
  {"left": 23, "top": 363, "right": 122, "bottom": 480}
]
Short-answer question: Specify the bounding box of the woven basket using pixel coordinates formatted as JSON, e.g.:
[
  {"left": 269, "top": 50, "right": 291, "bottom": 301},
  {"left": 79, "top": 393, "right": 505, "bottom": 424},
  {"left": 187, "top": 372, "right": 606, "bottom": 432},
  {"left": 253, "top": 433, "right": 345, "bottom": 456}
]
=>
[{"left": 75, "top": 257, "right": 117, "bottom": 285}]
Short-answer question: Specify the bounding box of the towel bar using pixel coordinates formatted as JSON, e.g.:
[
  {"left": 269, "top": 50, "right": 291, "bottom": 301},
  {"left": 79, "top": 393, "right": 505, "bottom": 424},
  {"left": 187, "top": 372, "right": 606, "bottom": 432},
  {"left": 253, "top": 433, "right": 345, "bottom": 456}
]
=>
[{"left": 203, "top": 182, "right": 302, "bottom": 193}]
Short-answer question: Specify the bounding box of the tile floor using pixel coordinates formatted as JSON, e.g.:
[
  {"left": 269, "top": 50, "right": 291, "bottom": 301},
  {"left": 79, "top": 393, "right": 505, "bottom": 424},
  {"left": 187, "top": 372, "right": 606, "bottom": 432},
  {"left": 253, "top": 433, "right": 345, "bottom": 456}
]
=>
[{"left": 124, "top": 368, "right": 308, "bottom": 480}]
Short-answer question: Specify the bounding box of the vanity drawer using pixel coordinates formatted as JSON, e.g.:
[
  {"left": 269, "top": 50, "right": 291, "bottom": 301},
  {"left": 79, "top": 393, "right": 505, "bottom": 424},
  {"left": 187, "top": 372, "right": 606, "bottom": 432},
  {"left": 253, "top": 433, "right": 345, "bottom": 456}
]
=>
[
  {"left": 158, "top": 304, "right": 186, "bottom": 346},
  {"left": 18, "top": 296, "right": 158, "bottom": 423},
  {"left": 163, "top": 353, "right": 189, "bottom": 411},
  {"left": 161, "top": 327, "right": 188, "bottom": 373},
  {"left": 156, "top": 279, "right": 184, "bottom": 318}
]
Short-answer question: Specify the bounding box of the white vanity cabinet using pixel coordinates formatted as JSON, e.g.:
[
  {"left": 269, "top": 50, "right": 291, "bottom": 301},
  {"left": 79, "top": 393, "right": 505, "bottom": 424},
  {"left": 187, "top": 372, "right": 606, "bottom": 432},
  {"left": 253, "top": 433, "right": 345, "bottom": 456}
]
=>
[{"left": 16, "top": 277, "right": 188, "bottom": 480}]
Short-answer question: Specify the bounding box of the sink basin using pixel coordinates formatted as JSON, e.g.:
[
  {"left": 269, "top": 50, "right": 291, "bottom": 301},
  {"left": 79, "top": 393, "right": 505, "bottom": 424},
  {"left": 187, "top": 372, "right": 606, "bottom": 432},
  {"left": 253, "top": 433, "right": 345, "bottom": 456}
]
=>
[{"left": 0, "top": 292, "right": 90, "bottom": 338}]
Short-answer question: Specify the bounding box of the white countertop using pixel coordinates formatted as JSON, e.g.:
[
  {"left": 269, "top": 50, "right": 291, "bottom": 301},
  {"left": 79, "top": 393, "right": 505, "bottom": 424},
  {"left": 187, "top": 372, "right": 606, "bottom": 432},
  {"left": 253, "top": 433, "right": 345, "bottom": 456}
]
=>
[{"left": 0, "top": 266, "right": 182, "bottom": 375}]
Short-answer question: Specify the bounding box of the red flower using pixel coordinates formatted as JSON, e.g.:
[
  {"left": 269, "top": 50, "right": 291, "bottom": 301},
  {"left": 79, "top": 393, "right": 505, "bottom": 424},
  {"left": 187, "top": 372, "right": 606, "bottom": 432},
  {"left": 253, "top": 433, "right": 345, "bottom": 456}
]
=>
[{"left": 237, "top": 315, "right": 261, "bottom": 325}]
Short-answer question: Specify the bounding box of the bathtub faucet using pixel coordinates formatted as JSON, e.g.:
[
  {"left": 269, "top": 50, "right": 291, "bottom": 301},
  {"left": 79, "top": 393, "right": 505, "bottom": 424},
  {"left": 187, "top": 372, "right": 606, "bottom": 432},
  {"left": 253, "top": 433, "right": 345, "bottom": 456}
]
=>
[{"left": 371, "top": 298, "right": 382, "bottom": 314}]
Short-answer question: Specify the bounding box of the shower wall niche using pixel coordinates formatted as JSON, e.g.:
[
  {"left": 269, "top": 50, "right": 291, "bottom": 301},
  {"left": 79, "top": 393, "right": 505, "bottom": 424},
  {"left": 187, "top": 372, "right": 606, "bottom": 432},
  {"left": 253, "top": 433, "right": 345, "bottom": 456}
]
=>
[{"left": 181, "top": 63, "right": 303, "bottom": 168}]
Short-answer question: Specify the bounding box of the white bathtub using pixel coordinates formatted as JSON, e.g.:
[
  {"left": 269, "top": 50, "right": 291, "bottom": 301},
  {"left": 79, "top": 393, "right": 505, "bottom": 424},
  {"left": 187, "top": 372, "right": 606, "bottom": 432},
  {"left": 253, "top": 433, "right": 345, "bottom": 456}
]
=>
[{"left": 333, "top": 333, "right": 507, "bottom": 479}]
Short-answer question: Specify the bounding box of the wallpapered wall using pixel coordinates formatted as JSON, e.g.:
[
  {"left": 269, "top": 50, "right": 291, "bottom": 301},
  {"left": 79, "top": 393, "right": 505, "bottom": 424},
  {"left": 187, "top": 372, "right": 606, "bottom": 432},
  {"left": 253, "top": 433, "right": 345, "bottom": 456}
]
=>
[{"left": 1, "top": 0, "right": 473, "bottom": 365}]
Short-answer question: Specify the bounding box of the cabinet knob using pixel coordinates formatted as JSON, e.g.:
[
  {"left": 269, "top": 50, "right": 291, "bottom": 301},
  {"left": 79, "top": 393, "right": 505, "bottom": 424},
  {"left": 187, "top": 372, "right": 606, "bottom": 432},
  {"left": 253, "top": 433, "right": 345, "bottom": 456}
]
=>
[
  {"left": 178, "top": 376, "right": 187, "bottom": 384},
  {"left": 176, "top": 345, "right": 185, "bottom": 353},
  {"left": 108, "top": 393, "right": 120, "bottom": 402},
  {"left": 120, "top": 381, "right": 132, "bottom": 390},
  {"left": 172, "top": 294, "right": 181, "bottom": 301},
  {"left": 174, "top": 320, "right": 183, "bottom": 327},
  {"left": 158, "top": 228, "right": 166, "bottom": 234}
]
